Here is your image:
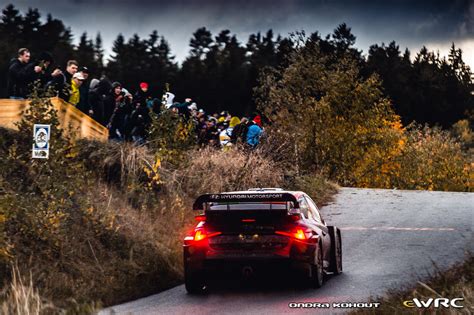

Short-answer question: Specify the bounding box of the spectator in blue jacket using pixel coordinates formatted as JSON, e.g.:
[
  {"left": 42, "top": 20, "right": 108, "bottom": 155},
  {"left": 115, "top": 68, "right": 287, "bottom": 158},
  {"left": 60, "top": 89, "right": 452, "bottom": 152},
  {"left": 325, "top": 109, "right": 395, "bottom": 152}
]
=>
[{"left": 246, "top": 115, "right": 263, "bottom": 148}]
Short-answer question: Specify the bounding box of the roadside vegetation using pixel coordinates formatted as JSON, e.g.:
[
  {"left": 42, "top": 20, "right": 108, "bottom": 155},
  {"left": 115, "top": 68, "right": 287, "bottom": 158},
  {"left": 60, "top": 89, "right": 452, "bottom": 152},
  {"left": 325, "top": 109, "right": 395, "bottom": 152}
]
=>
[
  {"left": 352, "top": 254, "right": 473, "bottom": 314},
  {"left": 0, "top": 94, "right": 337, "bottom": 313}
]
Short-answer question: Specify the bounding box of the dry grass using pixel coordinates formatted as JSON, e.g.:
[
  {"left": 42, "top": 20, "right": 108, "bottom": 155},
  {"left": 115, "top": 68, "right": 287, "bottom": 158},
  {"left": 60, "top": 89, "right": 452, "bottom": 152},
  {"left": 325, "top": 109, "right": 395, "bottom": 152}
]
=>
[
  {"left": 166, "top": 146, "right": 285, "bottom": 195},
  {"left": 351, "top": 254, "right": 473, "bottom": 314},
  {"left": 0, "top": 266, "right": 56, "bottom": 315}
]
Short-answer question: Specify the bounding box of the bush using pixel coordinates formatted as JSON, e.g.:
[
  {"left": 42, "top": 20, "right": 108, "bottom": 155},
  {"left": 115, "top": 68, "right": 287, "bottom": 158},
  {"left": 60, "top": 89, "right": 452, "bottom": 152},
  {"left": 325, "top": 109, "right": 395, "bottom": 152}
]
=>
[
  {"left": 290, "top": 173, "right": 339, "bottom": 207},
  {"left": 147, "top": 108, "right": 195, "bottom": 164},
  {"left": 393, "top": 125, "right": 471, "bottom": 191}
]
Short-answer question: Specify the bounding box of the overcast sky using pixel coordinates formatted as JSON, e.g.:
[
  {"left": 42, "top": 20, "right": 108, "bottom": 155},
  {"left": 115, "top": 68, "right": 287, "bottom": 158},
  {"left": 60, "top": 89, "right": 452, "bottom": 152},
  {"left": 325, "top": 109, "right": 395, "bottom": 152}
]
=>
[{"left": 2, "top": 0, "right": 474, "bottom": 67}]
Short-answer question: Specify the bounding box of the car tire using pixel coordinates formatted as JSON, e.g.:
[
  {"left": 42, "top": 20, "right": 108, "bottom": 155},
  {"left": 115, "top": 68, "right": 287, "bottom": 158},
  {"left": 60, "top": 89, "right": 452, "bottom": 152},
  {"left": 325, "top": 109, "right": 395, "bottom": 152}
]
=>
[
  {"left": 310, "top": 242, "right": 324, "bottom": 288},
  {"left": 184, "top": 270, "right": 207, "bottom": 294},
  {"left": 328, "top": 226, "right": 343, "bottom": 274}
]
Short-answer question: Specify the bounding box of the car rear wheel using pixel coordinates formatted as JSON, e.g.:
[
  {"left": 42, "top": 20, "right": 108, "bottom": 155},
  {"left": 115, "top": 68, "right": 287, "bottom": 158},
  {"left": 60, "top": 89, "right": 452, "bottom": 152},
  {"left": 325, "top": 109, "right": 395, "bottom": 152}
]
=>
[
  {"left": 310, "top": 244, "right": 324, "bottom": 288},
  {"left": 329, "top": 226, "right": 343, "bottom": 274},
  {"left": 184, "top": 269, "right": 207, "bottom": 294}
]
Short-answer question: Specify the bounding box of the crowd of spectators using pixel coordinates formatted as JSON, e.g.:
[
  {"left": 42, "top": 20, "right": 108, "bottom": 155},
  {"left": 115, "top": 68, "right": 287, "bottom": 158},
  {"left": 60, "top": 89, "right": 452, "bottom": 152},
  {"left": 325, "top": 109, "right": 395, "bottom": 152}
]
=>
[{"left": 6, "top": 48, "right": 264, "bottom": 148}]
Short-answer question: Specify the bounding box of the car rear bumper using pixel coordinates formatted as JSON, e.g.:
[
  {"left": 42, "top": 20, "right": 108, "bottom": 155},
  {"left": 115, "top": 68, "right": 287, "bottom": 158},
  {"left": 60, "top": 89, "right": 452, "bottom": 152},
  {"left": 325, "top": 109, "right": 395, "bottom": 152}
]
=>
[
  {"left": 184, "top": 241, "right": 316, "bottom": 277},
  {"left": 202, "top": 257, "right": 312, "bottom": 278}
]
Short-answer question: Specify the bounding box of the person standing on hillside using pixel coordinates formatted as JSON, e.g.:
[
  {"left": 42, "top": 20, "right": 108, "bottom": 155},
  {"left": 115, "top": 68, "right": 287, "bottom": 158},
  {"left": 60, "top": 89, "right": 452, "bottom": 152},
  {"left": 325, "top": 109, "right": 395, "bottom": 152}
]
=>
[
  {"left": 106, "top": 82, "right": 133, "bottom": 140},
  {"left": 68, "top": 72, "right": 85, "bottom": 106},
  {"left": 134, "top": 82, "right": 152, "bottom": 108},
  {"left": 7, "top": 48, "right": 40, "bottom": 99},
  {"left": 77, "top": 67, "right": 93, "bottom": 115},
  {"left": 231, "top": 117, "right": 249, "bottom": 144},
  {"left": 47, "top": 59, "right": 79, "bottom": 101},
  {"left": 129, "top": 100, "right": 151, "bottom": 145},
  {"left": 246, "top": 115, "right": 263, "bottom": 148}
]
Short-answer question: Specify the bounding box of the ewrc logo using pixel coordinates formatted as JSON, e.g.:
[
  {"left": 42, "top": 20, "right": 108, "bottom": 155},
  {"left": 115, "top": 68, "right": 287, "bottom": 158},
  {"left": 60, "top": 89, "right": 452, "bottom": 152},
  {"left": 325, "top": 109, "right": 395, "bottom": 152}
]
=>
[{"left": 403, "top": 298, "right": 464, "bottom": 308}]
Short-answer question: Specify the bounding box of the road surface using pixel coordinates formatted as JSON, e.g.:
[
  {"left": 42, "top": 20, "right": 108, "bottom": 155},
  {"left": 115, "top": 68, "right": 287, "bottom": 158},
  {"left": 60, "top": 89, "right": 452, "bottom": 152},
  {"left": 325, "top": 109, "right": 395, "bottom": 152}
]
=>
[{"left": 100, "top": 188, "right": 473, "bottom": 314}]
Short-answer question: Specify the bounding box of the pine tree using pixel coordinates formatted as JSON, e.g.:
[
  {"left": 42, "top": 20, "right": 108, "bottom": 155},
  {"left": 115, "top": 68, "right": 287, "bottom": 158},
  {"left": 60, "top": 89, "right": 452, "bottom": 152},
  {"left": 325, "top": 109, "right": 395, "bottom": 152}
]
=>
[{"left": 94, "top": 33, "right": 104, "bottom": 74}]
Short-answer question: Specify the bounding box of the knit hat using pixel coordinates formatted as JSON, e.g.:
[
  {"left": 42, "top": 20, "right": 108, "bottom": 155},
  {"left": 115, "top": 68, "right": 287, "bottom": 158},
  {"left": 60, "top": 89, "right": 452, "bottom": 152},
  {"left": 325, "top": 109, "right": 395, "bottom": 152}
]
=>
[
  {"left": 253, "top": 115, "right": 262, "bottom": 127},
  {"left": 140, "top": 82, "right": 148, "bottom": 89},
  {"left": 229, "top": 116, "right": 241, "bottom": 128},
  {"left": 112, "top": 81, "right": 122, "bottom": 89}
]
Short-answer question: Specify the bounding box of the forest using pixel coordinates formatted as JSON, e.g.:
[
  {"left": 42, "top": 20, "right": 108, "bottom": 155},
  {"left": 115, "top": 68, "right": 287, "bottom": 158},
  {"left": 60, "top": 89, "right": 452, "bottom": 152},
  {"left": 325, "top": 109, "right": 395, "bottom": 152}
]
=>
[{"left": 0, "top": 4, "right": 472, "bottom": 127}]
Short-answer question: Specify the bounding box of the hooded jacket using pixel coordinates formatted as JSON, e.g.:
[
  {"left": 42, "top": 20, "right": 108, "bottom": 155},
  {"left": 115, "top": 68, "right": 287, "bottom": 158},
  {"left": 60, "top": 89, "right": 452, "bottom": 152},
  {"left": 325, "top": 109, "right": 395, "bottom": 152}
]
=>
[{"left": 246, "top": 123, "right": 263, "bottom": 147}]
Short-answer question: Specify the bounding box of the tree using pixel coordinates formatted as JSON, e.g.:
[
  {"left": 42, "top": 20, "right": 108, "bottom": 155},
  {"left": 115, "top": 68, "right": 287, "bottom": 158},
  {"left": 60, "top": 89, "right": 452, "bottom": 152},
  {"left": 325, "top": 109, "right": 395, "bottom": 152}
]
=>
[
  {"left": 75, "top": 32, "right": 95, "bottom": 71},
  {"left": 189, "top": 27, "right": 213, "bottom": 59},
  {"left": 256, "top": 35, "right": 404, "bottom": 186},
  {"left": 94, "top": 33, "right": 104, "bottom": 74}
]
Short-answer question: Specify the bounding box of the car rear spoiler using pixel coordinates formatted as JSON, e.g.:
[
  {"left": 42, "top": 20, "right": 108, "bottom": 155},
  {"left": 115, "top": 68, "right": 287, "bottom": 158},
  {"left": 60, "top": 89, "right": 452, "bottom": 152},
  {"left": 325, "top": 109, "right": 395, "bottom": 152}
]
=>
[{"left": 193, "top": 193, "right": 299, "bottom": 210}]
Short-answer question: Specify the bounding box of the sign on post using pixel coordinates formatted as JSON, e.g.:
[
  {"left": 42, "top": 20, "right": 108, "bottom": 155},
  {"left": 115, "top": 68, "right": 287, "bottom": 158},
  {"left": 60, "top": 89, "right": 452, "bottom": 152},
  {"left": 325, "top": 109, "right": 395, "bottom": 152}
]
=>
[{"left": 32, "top": 124, "right": 50, "bottom": 159}]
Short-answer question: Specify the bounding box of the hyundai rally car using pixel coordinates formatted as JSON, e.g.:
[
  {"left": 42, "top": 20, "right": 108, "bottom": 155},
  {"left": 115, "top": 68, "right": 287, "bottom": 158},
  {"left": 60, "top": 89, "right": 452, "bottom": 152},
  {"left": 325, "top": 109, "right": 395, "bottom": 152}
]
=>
[{"left": 183, "top": 188, "right": 342, "bottom": 293}]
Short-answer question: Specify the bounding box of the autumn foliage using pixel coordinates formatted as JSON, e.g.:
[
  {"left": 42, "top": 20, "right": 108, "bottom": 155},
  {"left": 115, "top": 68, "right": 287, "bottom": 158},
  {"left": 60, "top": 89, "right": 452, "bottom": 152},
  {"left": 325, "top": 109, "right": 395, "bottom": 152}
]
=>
[{"left": 257, "top": 34, "right": 471, "bottom": 191}]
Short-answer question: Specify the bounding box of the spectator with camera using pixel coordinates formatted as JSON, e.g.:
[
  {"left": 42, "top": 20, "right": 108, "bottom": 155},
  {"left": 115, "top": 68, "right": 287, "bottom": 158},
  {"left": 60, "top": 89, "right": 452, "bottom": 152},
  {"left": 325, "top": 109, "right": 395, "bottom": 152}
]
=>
[{"left": 106, "top": 82, "right": 133, "bottom": 140}]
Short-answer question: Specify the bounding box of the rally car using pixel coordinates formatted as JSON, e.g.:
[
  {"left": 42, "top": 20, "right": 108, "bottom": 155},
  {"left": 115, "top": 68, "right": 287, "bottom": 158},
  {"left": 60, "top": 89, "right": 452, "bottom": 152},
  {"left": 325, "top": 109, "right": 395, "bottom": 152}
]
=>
[{"left": 183, "top": 188, "right": 342, "bottom": 294}]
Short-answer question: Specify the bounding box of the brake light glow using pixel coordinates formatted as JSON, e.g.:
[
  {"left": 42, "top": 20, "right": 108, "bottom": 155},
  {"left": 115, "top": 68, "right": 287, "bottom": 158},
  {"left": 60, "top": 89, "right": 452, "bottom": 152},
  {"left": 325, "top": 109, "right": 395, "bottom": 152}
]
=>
[
  {"left": 294, "top": 228, "right": 306, "bottom": 240},
  {"left": 276, "top": 228, "right": 307, "bottom": 240},
  {"left": 194, "top": 230, "right": 206, "bottom": 241}
]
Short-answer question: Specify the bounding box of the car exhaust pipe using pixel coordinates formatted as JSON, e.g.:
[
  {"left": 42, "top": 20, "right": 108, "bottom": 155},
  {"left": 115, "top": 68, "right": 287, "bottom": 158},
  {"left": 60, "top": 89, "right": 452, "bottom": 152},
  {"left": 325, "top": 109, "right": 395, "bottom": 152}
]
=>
[{"left": 241, "top": 266, "right": 254, "bottom": 278}]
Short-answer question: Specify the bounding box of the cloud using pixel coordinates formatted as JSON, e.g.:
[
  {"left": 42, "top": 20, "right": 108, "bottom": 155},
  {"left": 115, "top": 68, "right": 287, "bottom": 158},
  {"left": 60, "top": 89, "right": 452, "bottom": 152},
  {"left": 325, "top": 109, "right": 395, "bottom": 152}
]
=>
[
  {"left": 0, "top": 0, "right": 472, "bottom": 68},
  {"left": 457, "top": 0, "right": 474, "bottom": 37}
]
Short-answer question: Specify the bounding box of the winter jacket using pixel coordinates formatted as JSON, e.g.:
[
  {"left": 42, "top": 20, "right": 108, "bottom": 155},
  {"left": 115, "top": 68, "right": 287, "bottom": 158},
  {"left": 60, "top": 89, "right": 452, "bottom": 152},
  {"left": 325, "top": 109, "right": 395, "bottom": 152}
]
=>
[
  {"left": 133, "top": 89, "right": 151, "bottom": 107},
  {"left": 231, "top": 122, "right": 249, "bottom": 144},
  {"left": 68, "top": 80, "right": 80, "bottom": 106},
  {"left": 77, "top": 80, "right": 91, "bottom": 113},
  {"left": 246, "top": 124, "right": 263, "bottom": 147},
  {"left": 7, "top": 58, "right": 36, "bottom": 98},
  {"left": 107, "top": 93, "right": 132, "bottom": 140},
  {"left": 130, "top": 104, "right": 151, "bottom": 138},
  {"left": 219, "top": 127, "right": 234, "bottom": 147}
]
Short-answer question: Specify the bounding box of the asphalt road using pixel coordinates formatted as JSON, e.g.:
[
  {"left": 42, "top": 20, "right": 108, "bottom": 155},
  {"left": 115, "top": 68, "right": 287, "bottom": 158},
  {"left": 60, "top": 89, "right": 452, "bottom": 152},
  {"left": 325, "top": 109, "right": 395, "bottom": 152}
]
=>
[{"left": 100, "top": 188, "right": 473, "bottom": 315}]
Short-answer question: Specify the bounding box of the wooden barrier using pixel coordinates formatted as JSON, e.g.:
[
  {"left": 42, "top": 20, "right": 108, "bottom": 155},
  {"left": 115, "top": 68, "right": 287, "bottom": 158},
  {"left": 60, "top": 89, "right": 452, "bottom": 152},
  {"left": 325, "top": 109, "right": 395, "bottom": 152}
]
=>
[{"left": 0, "top": 97, "right": 108, "bottom": 141}]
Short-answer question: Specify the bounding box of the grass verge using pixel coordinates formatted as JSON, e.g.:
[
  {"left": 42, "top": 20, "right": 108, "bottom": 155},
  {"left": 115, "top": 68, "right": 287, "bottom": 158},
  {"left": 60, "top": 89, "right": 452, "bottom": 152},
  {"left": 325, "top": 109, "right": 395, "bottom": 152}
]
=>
[{"left": 352, "top": 254, "right": 473, "bottom": 314}]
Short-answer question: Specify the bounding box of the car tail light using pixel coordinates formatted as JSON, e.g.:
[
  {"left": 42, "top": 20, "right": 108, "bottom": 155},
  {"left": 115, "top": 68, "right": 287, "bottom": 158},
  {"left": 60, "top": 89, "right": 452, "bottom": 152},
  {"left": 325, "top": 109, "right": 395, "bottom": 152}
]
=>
[
  {"left": 241, "top": 219, "right": 255, "bottom": 222},
  {"left": 184, "top": 228, "right": 221, "bottom": 242},
  {"left": 275, "top": 228, "right": 307, "bottom": 240},
  {"left": 289, "top": 214, "right": 301, "bottom": 221},
  {"left": 194, "top": 214, "right": 206, "bottom": 222}
]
